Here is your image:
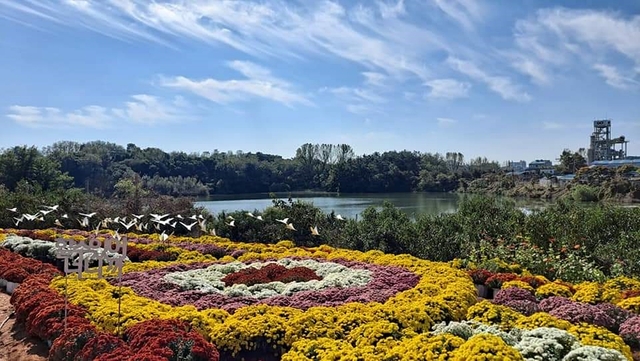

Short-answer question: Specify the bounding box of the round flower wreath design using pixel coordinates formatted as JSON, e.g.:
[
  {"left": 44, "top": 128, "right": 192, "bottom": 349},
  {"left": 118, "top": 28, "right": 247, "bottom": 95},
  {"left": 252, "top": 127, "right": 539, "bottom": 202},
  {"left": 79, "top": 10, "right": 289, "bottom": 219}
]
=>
[{"left": 111, "top": 257, "right": 420, "bottom": 312}]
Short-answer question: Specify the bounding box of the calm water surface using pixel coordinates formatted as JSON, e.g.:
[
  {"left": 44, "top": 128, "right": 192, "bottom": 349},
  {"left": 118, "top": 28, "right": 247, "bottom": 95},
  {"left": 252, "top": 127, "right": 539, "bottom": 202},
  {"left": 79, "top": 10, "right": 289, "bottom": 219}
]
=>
[{"left": 195, "top": 192, "right": 551, "bottom": 218}]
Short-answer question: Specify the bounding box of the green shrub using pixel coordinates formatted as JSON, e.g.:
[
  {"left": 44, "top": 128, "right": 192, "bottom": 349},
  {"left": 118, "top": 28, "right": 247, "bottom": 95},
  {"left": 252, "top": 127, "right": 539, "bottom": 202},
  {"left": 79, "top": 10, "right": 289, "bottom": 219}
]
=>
[{"left": 571, "top": 184, "right": 600, "bottom": 202}]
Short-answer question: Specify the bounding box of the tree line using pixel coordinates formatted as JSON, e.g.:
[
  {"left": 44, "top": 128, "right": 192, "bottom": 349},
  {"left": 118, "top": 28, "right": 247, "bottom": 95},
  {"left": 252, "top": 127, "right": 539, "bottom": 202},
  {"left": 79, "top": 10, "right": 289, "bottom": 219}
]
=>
[{"left": 0, "top": 141, "right": 502, "bottom": 197}]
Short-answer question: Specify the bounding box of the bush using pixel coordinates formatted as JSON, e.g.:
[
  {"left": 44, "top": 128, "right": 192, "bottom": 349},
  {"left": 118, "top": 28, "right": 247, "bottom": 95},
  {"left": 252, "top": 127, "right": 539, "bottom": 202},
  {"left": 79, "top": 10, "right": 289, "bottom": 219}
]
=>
[{"left": 570, "top": 184, "right": 600, "bottom": 202}]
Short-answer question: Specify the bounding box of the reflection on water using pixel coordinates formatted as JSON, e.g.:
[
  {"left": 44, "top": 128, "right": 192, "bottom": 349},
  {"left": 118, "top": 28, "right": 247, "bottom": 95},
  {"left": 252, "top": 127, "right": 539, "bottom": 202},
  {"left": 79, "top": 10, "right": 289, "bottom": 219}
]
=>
[{"left": 195, "top": 192, "right": 554, "bottom": 218}]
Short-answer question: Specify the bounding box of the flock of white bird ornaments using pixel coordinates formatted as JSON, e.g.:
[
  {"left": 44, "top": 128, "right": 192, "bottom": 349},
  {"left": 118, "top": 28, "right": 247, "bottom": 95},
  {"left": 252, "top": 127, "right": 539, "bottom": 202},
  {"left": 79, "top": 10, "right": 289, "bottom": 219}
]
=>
[{"left": 6, "top": 205, "right": 347, "bottom": 241}]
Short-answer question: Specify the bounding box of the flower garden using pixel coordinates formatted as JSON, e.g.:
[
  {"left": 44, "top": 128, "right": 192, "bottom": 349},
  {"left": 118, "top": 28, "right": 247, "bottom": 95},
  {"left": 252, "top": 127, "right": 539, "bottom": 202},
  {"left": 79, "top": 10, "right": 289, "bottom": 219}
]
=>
[{"left": 2, "top": 228, "right": 640, "bottom": 360}]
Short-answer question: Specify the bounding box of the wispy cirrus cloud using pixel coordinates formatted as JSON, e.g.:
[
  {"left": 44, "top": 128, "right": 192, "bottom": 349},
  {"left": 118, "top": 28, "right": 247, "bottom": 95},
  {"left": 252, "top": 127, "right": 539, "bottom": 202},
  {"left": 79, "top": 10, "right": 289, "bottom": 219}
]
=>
[
  {"left": 2, "top": 0, "right": 436, "bottom": 81},
  {"left": 7, "top": 94, "right": 191, "bottom": 128},
  {"left": 425, "top": 78, "right": 471, "bottom": 99},
  {"left": 592, "top": 63, "right": 639, "bottom": 90},
  {"left": 446, "top": 57, "right": 531, "bottom": 102},
  {"left": 320, "top": 85, "right": 386, "bottom": 115},
  {"left": 510, "top": 7, "right": 640, "bottom": 89},
  {"left": 2, "top": 0, "right": 545, "bottom": 108},
  {"left": 159, "top": 61, "right": 312, "bottom": 107},
  {"left": 4, "top": 0, "right": 637, "bottom": 124},
  {"left": 430, "top": 0, "right": 484, "bottom": 30}
]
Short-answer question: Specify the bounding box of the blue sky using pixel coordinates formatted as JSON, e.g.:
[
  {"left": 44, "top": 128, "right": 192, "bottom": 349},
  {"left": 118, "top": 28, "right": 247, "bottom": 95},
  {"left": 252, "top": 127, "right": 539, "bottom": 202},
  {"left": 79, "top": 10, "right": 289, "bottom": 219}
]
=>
[{"left": 1, "top": 0, "right": 639, "bottom": 164}]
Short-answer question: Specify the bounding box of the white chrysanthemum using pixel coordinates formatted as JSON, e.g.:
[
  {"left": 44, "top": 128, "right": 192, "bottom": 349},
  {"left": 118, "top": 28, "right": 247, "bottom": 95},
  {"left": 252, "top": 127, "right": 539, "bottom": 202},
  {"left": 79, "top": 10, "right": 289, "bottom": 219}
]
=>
[
  {"left": 163, "top": 258, "right": 372, "bottom": 298},
  {"left": 561, "top": 345, "right": 627, "bottom": 361}
]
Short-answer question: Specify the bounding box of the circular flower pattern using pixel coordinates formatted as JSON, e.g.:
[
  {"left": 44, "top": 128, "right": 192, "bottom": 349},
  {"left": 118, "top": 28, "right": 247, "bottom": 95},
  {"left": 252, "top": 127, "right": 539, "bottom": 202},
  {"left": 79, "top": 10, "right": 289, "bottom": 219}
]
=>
[
  {"left": 113, "top": 257, "right": 420, "bottom": 312},
  {"left": 5, "top": 229, "right": 634, "bottom": 360}
]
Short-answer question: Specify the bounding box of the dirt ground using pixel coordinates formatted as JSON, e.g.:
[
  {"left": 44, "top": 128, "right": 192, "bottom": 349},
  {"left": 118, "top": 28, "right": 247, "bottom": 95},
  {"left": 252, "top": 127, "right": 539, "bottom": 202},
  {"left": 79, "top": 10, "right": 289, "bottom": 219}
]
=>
[{"left": 0, "top": 292, "right": 48, "bottom": 361}]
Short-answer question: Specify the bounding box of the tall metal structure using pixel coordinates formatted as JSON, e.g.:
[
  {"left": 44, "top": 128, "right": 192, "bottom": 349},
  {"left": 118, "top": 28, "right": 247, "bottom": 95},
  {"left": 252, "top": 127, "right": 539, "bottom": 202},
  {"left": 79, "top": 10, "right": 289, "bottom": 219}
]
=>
[{"left": 587, "top": 119, "right": 628, "bottom": 163}]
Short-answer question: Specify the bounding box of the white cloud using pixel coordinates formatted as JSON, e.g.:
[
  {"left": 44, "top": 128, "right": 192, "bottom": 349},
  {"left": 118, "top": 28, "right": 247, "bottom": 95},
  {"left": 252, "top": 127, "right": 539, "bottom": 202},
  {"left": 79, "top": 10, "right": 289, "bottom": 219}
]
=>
[
  {"left": 160, "top": 61, "right": 312, "bottom": 107},
  {"left": 327, "top": 87, "right": 386, "bottom": 104},
  {"left": 511, "top": 58, "right": 551, "bottom": 85},
  {"left": 431, "top": 0, "right": 483, "bottom": 30},
  {"left": 7, "top": 94, "right": 190, "bottom": 128},
  {"left": 0, "top": 0, "right": 60, "bottom": 23},
  {"left": 377, "top": 0, "right": 406, "bottom": 19},
  {"left": 320, "top": 84, "right": 387, "bottom": 114},
  {"left": 346, "top": 104, "right": 381, "bottom": 115},
  {"left": 362, "top": 72, "right": 388, "bottom": 87},
  {"left": 592, "top": 63, "right": 638, "bottom": 90},
  {"left": 446, "top": 57, "right": 531, "bottom": 102},
  {"left": 511, "top": 8, "right": 640, "bottom": 88},
  {"left": 437, "top": 117, "right": 457, "bottom": 126},
  {"left": 1, "top": 1, "right": 438, "bottom": 81},
  {"left": 425, "top": 78, "right": 471, "bottom": 99}
]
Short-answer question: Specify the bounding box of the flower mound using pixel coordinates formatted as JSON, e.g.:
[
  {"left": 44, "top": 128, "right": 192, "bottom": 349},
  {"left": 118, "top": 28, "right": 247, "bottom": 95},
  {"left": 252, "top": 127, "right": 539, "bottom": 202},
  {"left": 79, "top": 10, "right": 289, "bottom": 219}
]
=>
[
  {"left": 221, "top": 263, "right": 321, "bottom": 287},
  {"left": 451, "top": 333, "right": 523, "bottom": 360},
  {"left": 548, "top": 303, "right": 616, "bottom": 331},
  {"left": 115, "top": 257, "right": 419, "bottom": 312},
  {"left": 619, "top": 316, "right": 640, "bottom": 348}
]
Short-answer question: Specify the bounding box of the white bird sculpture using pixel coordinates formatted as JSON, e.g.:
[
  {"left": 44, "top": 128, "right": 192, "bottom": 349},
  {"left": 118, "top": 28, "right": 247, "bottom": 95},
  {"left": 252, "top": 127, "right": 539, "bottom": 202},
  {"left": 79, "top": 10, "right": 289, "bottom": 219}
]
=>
[
  {"left": 78, "top": 217, "right": 90, "bottom": 228},
  {"left": 54, "top": 219, "right": 64, "bottom": 228},
  {"left": 6, "top": 207, "right": 17, "bottom": 213},
  {"left": 79, "top": 212, "right": 97, "bottom": 218},
  {"left": 43, "top": 205, "right": 59, "bottom": 211},
  {"left": 24, "top": 213, "right": 39, "bottom": 221},
  {"left": 120, "top": 220, "right": 136, "bottom": 230},
  {"left": 39, "top": 209, "right": 54, "bottom": 216},
  {"left": 310, "top": 225, "right": 320, "bottom": 236},
  {"left": 286, "top": 222, "right": 296, "bottom": 231},
  {"left": 152, "top": 217, "right": 174, "bottom": 226},
  {"left": 335, "top": 214, "right": 345, "bottom": 221},
  {"left": 180, "top": 221, "right": 198, "bottom": 231},
  {"left": 276, "top": 218, "right": 289, "bottom": 225},
  {"left": 150, "top": 213, "right": 170, "bottom": 221},
  {"left": 227, "top": 220, "right": 235, "bottom": 227}
]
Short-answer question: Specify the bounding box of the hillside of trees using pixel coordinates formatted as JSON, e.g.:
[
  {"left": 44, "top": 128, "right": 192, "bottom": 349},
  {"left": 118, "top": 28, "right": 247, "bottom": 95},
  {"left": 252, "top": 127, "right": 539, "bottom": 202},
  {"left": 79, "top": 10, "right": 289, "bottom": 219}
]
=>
[{"left": 0, "top": 141, "right": 501, "bottom": 197}]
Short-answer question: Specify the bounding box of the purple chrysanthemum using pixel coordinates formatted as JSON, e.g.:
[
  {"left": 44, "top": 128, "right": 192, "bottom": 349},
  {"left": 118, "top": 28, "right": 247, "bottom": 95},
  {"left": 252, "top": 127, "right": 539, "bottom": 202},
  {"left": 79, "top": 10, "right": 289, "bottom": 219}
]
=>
[
  {"left": 493, "top": 287, "right": 536, "bottom": 305},
  {"left": 539, "top": 296, "right": 573, "bottom": 312},
  {"left": 501, "top": 299, "right": 541, "bottom": 316},
  {"left": 620, "top": 316, "right": 640, "bottom": 348},
  {"left": 594, "top": 303, "right": 633, "bottom": 333},
  {"left": 110, "top": 257, "right": 419, "bottom": 313},
  {"left": 549, "top": 303, "right": 616, "bottom": 330}
]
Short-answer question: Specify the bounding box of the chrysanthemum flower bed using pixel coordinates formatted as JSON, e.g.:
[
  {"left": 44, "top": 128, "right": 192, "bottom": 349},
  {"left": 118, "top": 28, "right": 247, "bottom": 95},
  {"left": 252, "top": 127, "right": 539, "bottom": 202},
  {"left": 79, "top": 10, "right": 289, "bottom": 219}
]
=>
[
  {"left": 461, "top": 262, "right": 640, "bottom": 360},
  {"left": 1, "top": 228, "right": 640, "bottom": 360}
]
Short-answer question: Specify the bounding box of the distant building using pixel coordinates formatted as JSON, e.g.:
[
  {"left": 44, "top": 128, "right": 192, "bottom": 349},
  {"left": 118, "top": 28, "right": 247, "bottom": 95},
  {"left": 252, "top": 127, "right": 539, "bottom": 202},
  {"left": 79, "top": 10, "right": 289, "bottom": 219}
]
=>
[
  {"left": 587, "top": 119, "right": 628, "bottom": 163},
  {"left": 527, "top": 159, "right": 554, "bottom": 175},
  {"left": 555, "top": 174, "right": 575, "bottom": 185},
  {"left": 528, "top": 159, "right": 553, "bottom": 169},
  {"left": 589, "top": 159, "right": 640, "bottom": 168},
  {"left": 502, "top": 160, "right": 527, "bottom": 172},
  {"left": 512, "top": 161, "right": 527, "bottom": 172}
]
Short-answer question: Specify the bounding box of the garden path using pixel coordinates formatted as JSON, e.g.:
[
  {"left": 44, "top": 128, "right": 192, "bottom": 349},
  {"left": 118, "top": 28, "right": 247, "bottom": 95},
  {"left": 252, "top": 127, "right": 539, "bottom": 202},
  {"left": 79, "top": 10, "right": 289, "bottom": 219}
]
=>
[{"left": 0, "top": 292, "right": 47, "bottom": 361}]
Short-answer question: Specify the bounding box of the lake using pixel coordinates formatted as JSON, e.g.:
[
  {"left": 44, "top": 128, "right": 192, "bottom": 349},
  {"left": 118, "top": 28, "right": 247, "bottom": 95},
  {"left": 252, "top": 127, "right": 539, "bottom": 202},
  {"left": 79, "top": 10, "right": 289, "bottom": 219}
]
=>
[{"left": 195, "top": 192, "right": 551, "bottom": 218}]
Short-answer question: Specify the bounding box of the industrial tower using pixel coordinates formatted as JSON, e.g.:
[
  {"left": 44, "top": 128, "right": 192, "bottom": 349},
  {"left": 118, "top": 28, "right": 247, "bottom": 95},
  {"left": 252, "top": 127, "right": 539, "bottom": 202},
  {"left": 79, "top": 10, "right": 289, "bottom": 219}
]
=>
[{"left": 587, "top": 119, "right": 628, "bottom": 163}]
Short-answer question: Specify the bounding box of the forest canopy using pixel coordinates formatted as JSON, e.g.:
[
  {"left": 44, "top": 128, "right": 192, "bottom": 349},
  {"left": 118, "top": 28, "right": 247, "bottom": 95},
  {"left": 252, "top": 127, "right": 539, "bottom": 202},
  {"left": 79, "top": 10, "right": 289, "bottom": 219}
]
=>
[{"left": 0, "top": 141, "right": 501, "bottom": 197}]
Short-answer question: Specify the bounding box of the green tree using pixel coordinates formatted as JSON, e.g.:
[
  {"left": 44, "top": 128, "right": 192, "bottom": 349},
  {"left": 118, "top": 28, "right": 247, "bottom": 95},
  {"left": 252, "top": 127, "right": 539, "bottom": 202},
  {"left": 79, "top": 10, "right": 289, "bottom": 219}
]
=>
[{"left": 557, "top": 149, "right": 587, "bottom": 174}]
